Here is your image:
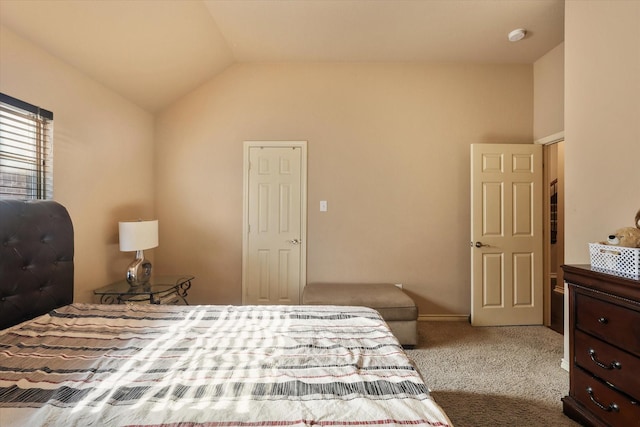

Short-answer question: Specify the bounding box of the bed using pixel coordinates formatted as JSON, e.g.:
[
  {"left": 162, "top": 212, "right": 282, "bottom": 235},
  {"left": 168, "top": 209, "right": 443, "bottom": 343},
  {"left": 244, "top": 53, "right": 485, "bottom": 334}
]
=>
[{"left": 0, "top": 200, "right": 452, "bottom": 427}]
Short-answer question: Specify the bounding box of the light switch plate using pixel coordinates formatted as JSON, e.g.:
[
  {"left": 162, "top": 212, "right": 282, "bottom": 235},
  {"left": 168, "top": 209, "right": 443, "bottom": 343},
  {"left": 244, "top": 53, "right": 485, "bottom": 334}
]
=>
[{"left": 320, "top": 200, "right": 328, "bottom": 212}]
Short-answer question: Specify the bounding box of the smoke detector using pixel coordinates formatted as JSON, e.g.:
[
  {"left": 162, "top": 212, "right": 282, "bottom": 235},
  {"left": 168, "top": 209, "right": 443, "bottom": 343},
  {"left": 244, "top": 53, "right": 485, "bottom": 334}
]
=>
[{"left": 508, "top": 28, "right": 527, "bottom": 42}]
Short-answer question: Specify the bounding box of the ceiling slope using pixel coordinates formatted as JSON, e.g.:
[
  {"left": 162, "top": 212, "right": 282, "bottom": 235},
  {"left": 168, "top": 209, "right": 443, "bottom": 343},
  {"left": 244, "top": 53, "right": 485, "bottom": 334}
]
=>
[
  {"left": 0, "top": 0, "right": 564, "bottom": 113},
  {"left": 0, "top": 0, "right": 234, "bottom": 112}
]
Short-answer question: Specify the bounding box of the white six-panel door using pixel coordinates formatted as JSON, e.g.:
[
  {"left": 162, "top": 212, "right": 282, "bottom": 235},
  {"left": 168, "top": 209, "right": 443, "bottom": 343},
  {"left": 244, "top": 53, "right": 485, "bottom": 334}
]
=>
[
  {"left": 242, "top": 141, "right": 307, "bottom": 305},
  {"left": 470, "top": 144, "right": 543, "bottom": 326}
]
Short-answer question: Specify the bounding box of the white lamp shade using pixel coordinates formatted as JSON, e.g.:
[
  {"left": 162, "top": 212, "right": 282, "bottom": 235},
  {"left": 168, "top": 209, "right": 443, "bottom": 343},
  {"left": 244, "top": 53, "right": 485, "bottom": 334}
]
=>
[{"left": 119, "top": 220, "right": 158, "bottom": 252}]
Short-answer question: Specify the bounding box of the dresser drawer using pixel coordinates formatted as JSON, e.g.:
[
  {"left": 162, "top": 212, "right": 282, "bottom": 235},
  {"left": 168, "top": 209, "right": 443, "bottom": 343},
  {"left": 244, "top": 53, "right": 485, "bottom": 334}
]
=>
[
  {"left": 573, "top": 367, "right": 640, "bottom": 427},
  {"left": 575, "top": 329, "right": 640, "bottom": 398},
  {"left": 576, "top": 293, "right": 640, "bottom": 356}
]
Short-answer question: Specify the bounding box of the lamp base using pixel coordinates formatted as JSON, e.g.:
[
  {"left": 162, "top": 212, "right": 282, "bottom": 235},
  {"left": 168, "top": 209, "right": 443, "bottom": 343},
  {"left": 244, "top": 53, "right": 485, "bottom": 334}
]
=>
[{"left": 126, "top": 250, "right": 152, "bottom": 286}]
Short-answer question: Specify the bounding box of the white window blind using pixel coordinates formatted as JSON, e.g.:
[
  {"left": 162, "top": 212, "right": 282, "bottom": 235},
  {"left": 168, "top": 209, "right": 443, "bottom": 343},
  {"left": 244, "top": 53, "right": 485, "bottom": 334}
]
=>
[{"left": 0, "top": 93, "right": 53, "bottom": 200}]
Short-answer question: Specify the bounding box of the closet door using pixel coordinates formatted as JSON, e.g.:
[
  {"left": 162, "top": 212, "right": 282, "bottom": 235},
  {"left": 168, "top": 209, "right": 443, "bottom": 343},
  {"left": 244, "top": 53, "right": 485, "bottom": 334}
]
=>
[{"left": 242, "top": 141, "right": 307, "bottom": 305}]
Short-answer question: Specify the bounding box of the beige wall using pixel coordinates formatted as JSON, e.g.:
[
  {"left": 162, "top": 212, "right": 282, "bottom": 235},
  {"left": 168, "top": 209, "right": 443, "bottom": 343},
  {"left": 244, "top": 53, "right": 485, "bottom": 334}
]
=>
[
  {"left": 155, "top": 62, "right": 533, "bottom": 315},
  {"left": 564, "top": 1, "right": 640, "bottom": 263},
  {"left": 534, "top": 43, "right": 564, "bottom": 141},
  {"left": 3, "top": 2, "right": 636, "bottom": 315},
  {"left": 0, "top": 26, "right": 156, "bottom": 302}
]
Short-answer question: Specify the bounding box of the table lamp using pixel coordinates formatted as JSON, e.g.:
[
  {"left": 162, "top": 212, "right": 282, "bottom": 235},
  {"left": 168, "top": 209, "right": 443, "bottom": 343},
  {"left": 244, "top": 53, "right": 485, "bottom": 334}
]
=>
[{"left": 119, "top": 219, "right": 158, "bottom": 286}]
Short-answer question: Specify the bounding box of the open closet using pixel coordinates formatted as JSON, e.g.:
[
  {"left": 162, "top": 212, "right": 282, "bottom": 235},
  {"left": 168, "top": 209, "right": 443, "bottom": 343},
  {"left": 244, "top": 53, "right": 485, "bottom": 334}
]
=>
[{"left": 544, "top": 140, "right": 565, "bottom": 333}]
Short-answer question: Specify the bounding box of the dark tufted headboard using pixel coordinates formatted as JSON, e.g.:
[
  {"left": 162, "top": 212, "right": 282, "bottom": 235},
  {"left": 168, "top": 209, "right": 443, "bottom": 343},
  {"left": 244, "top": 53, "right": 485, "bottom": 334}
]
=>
[{"left": 0, "top": 200, "right": 74, "bottom": 329}]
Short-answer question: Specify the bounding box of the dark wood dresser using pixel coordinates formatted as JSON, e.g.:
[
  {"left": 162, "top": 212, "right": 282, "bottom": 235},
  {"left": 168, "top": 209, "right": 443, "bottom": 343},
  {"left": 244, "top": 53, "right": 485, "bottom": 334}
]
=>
[{"left": 562, "top": 265, "right": 640, "bottom": 427}]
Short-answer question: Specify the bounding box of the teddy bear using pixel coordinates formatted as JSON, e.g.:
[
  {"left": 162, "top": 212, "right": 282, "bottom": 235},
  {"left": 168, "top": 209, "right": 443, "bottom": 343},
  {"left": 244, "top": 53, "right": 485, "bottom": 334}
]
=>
[{"left": 604, "top": 208, "right": 640, "bottom": 248}]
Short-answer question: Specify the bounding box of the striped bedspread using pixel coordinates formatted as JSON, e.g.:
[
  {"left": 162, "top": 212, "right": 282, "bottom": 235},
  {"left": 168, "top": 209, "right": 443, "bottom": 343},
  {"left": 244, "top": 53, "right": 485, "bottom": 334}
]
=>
[{"left": 0, "top": 304, "right": 451, "bottom": 427}]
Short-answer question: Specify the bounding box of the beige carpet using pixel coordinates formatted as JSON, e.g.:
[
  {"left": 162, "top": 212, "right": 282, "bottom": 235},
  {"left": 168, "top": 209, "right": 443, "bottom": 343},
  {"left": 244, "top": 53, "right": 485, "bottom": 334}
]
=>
[{"left": 406, "top": 321, "right": 580, "bottom": 427}]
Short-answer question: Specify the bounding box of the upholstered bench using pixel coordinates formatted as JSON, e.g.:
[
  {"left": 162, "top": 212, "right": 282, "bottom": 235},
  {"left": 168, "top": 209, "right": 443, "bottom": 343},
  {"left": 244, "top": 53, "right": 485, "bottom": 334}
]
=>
[{"left": 302, "top": 283, "right": 418, "bottom": 346}]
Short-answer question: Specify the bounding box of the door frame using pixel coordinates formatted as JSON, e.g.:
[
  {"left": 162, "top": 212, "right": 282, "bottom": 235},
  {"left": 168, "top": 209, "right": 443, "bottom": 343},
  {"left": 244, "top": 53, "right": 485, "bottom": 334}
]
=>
[
  {"left": 534, "top": 131, "right": 565, "bottom": 328},
  {"left": 241, "top": 141, "right": 308, "bottom": 304}
]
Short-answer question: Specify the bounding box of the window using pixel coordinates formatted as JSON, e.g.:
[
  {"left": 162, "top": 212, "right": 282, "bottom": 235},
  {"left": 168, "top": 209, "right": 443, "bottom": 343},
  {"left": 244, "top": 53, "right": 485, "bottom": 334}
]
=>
[{"left": 0, "top": 93, "right": 53, "bottom": 200}]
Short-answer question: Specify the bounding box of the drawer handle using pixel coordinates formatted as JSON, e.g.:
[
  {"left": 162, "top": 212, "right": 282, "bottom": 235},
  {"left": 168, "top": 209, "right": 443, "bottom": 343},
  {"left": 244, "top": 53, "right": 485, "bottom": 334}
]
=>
[
  {"left": 597, "top": 317, "right": 608, "bottom": 325},
  {"left": 586, "top": 387, "right": 620, "bottom": 413},
  {"left": 588, "top": 349, "right": 622, "bottom": 370}
]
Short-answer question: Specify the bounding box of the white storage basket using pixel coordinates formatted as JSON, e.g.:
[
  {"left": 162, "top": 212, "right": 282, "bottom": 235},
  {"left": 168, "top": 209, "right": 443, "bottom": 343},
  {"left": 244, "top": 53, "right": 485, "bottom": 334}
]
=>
[{"left": 589, "top": 243, "right": 640, "bottom": 279}]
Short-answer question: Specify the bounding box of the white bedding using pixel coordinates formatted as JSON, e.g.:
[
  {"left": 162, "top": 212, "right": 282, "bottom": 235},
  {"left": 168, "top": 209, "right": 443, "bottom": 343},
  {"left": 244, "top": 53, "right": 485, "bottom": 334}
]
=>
[{"left": 0, "top": 304, "right": 452, "bottom": 426}]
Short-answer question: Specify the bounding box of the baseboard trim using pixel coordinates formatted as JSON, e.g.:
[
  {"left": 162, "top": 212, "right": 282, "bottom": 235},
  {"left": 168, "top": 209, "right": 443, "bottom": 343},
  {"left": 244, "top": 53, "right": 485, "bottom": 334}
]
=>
[{"left": 419, "top": 314, "right": 469, "bottom": 322}]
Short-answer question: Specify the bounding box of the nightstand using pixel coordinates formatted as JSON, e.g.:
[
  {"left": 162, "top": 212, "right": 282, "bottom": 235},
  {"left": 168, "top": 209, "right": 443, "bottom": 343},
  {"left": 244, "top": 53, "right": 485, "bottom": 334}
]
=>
[{"left": 94, "top": 275, "right": 194, "bottom": 305}]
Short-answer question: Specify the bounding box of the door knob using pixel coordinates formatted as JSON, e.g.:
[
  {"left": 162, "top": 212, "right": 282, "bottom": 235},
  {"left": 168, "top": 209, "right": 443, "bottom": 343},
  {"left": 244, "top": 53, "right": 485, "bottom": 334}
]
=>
[
  {"left": 289, "top": 239, "right": 301, "bottom": 245},
  {"left": 475, "top": 241, "right": 488, "bottom": 248}
]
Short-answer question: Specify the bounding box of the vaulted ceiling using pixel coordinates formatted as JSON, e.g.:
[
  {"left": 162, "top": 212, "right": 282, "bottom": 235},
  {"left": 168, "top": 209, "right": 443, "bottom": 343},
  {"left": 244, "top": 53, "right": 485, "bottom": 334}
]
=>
[{"left": 0, "top": 0, "right": 564, "bottom": 112}]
